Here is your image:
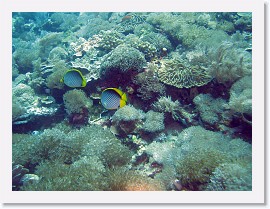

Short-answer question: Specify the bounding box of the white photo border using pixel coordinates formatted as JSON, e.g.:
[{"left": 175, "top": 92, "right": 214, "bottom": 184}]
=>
[{"left": 0, "top": 0, "right": 265, "bottom": 204}]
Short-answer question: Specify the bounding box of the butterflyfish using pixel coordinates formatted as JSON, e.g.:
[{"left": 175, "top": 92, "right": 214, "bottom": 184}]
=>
[
  {"left": 101, "top": 88, "right": 127, "bottom": 110},
  {"left": 61, "top": 69, "right": 87, "bottom": 88}
]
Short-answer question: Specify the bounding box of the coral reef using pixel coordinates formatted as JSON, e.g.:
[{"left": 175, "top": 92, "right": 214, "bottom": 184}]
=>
[
  {"left": 124, "top": 34, "right": 157, "bottom": 60},
  {"left": 140, "top": 32, "right": 173, "bottom": 55},
  {"left": 157, "top": 57, "right": 212, "bottom": 88},
  {"left": 226, "top": 76, "right": 252, "bottom": 116},
  {"left": 174, "top": 126, "right": 251, "bottom": 190},
  {"left": 111, "top": 105, "right": 145, "bottom": 135},
  {"left": 208, "top": 42, "right": 252, "bottom": 86},
  {"left": 63, "top": 89, "right": 93, "bottom": 115},
  {"left": 132, "top": 67, "right": 166, "bottom": 100},
  {"left": 22, "top": 158, "right": 108, "bottom": 191},
  {"left": 45, "top": 60, "right": 68, "bottom": 89},
  {"left": 206, "top": 163, "right": 252, "bottom": 191},
  {"left": 12, "top": 12, "right": 253, "bottom": 191},
  {"left": 106, "top": 168, "right": 165, "bottom": 191},
  {"left": 12, "top": 41, "right": 39, "bottom": 73},
  {"left": 142, "top": 111, "right": 165, "bottom": 133},
  {"left": 100, "top": 44, "right": 146, "bottom": 77},
  {"left": 12, "top": 83, "right": 59, "bottom": 126},
  {"left": 193, "top": 93, "right": 227, "bottom": 127}
]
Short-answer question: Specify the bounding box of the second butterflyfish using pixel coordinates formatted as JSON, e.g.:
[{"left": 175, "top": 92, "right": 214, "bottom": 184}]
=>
[{"left": 101, "top": 88, "right": 127, "bottom": 110}]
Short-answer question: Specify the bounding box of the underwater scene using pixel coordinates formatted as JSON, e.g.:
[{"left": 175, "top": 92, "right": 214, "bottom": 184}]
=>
[{"left": 12, "top": 12, "right": 252, "bottom": 191}]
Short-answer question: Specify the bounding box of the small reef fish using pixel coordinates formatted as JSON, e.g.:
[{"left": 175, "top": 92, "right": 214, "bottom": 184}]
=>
[
  {"left": 101, "top": 88, "right": 127, "bottom": 110},
  {"left": 61, "top": 69, "right": 87, "bottom": 88}
]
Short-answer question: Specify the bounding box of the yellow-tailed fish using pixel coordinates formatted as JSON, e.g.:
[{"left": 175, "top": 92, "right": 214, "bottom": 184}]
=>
[
  {"left": 61, "top": 69, "right": 87, "bottom": 88},
  {"left": 101, "top": 88, "right": 127, "bottom": 110}
]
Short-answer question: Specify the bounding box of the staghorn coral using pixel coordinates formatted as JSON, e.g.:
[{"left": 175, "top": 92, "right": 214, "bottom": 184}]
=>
[
  {"left": 152, "top": 96, "right": 181, "bottom": 120},
  {"left": 100, "top": 44, "right": 146, "bottom": 77},
  {"left": 157, "top": 57, "right": 212, "bottom": 88},
  {"left": 63, "top": 89, "right": 93, "bottom": 115}
]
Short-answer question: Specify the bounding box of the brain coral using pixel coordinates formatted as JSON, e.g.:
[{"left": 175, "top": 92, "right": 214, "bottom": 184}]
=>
[{"left": 158, "top": 57, "right": 212, "bottom": 88}]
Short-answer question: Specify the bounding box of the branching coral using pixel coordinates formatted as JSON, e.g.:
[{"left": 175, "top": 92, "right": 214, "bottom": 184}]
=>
[
  {"left": 70, "top": 36, "right": 102, "bottom": 57},
  {"left": 114, "top": 13, "right": 147, "bottom": 34},
  {"left": 140, "top": 32, "right": 173, "bottom": 55},
  {"left": 157, "top": 57, "right": 212, "bottom": 88},
  {"left": 96, "top": 30, "right": 124, "bottom": 54},
  {"left": 80, "top": 125, "right": 132, "bottom": 167},
  {"left": 38, "top": 32, "right": 63, "bottom": 61},
  {"left": 152, "top": 96, "right": 181, "bottom": 120}
]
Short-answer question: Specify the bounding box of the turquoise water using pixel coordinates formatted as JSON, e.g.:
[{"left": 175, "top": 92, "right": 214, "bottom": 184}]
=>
[{"left": 12, "top": 12, "right": 252, "bottom": 191}]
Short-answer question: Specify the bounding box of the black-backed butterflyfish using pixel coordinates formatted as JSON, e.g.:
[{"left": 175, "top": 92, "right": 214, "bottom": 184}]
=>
[
  {"left": 61, "top": 69, "right": 87, "bottom": 88},
  {"left": 101, "top": 88, "right": 127, "bottom": 110}
]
